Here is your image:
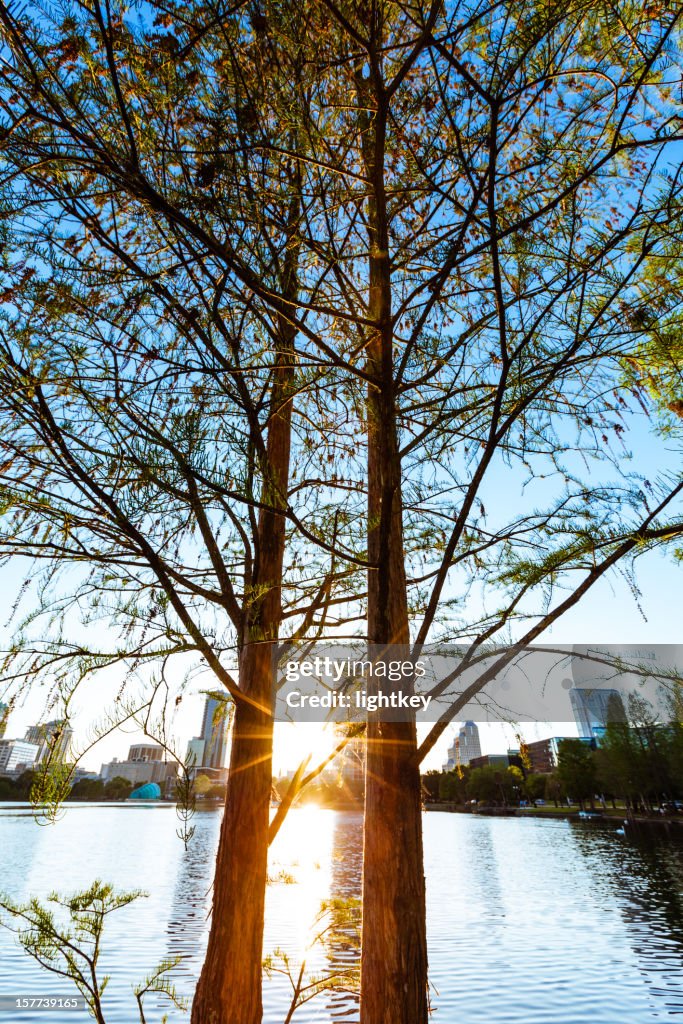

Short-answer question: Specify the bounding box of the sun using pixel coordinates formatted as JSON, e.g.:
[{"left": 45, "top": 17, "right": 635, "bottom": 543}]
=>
[{"left": 273, "top": 722, "right": 337, "bottom": 777}]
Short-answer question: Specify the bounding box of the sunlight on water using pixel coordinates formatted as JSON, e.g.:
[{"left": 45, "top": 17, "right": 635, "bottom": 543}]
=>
[{"left": 267, "top": 805, "right": 336, "bottom": 960}]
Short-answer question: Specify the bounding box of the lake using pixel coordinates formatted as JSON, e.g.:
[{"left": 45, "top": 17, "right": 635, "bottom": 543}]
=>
[{"left": 1, "top": 803, "right": 683, "bottom": 1022}]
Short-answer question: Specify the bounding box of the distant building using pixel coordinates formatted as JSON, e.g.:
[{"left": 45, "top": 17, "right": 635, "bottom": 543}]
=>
[
  {"left": 469, "top": 752, "right": 520, "bottom": 770},
  {"left": 200, "top": 696, "right": 231, "bottom": 770},
  {"left": 0, "top": 702, "right": 8, "bottom": 740},
  {"left": 185, "top": 738, "right": 205, "bottom": 768},
  {"left": 24, "top": 720, "right": 74, "bottom": 764},
  {"left": 443, "top": 721, "right": 481, "bottom": 770},
  {"left": 526, "top": 736, "right": 594, "bottom": 774},
  {"left": 71, "top": 767, "right": 99, "bottom": 784},
  {"left": 0, "top": 739, "right": 39, "bottom": 774},
  {"left": 183, "top": 696, "right": 231, "bottom": 776},
  {"left": 100, "top": 742, "right": 176, "bottom": 788},
  {"left": 570, "top": 688, "right": 626, "bottom": 739},
  {"left": 128, "top": 743, "right": 164, "bottom": 763}
]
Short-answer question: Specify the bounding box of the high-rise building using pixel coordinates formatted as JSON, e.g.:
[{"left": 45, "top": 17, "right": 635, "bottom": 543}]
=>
[
  {"left": 199, "top": 695, "right": 231, "bottom": 770},
  {"left": 24, "top": 720, "right": 74, "bottom": 763},
  {"left": 569, "top": 688, "right": 626, "bottom": 738},
  {"left": 0, "top": 702, "right": 8, "bottom": 740},
  {"left": 443, "top": 720, "right": 482, "bottom": 770},
  {"left": 185, "top": 738, "right": 205, "bottom": 768},
  {"left": 0, "top": 739, "right": 39, "bottom": 774},
  {"left": 127, "top": 743, "right": 164, "bottom": 763}
]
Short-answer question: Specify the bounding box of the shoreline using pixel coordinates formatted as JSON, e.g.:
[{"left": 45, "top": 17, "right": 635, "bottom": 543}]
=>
[{"left": 424, "top": 802, "right": 683, "bottom": 830}]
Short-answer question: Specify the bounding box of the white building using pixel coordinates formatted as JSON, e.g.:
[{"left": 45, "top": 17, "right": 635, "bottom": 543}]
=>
[
  {"left": 0, "top": 739, "right": 39, "bottom": 774},
  {"left": 100, "top": 743, "right": 176, "bottom": 787},
  {"left": 185, "top": 738, "right": 205, "bottom": 767}
]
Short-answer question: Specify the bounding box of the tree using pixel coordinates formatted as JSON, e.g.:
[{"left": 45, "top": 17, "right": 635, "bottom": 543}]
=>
[
  {"left": 70, "top": 778, "right": 105, "bottom": 801},
  {"left": 525, "top": 774, "right": 547, "bottom": 804},
  {"left": 556, "top": 740, "right": 597, "bottom": 811},
  {"left": 193, "top": 774, "right": 213, "bottom": 797},
  {"left": 322, "top": 5, "right": 683, "bottom": 1021},
  {"left": 544, "top": 772, "right": 565, "bottom": 808},
  {"left": 0, "top": 882, "right": 185, "bottom": 1023},
  {"left": 422, "top": 770, "right": 441, "bottom": 802},
  {"left": 596, "top": 693, "right": 676, "bottom": 811},
  {"left": 0, "top": 6, "right": 355, "bottom": 1023},
  {"left": 467, "top": 765, "right": 518, "bottom": 805},
  {"left": 103, "top": 776, "right": 133, "bottom": 801}
]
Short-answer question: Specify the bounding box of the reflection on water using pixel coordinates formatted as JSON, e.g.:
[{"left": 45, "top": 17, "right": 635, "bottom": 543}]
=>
[
  {"left": 570, "top": 825, "right": 683, "bottom": 1018},
  {"left": 164, "top": 811, "right": 217, "bottom": 1006},
  {"left": 2, "top": 804, "right": 683, "bottom": 1021},
  {"left": 323, "top": 813, "right": 362, "bottom": 1021}
]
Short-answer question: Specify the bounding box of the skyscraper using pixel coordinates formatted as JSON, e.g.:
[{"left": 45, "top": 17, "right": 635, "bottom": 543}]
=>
[
  {"left": 458, "top": 721, "right": 482, "bottom": 764},
  {"left": 569, "top": 688, "right": 626, "bottom": 738},
  {"left": 444, "top": 720, "right": 481, "bottom": 770},
  {"left": 0, "top": 702, "right": 8, "bottom": 740},
  {"left": 199, "top": 695, "right": 231, "bottom": 770},
  {"left": 185, "top": 738, "right": 205, "bottom": 768},
  {"left": 24, "top": 720, "right": 74, "bottom": 763},
  {"left": 0, "top": 739, "right": 39, "bottom": 773}
]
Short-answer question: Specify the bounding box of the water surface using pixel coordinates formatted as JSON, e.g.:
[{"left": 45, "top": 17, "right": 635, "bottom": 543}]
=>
[{"left": 1, "top": 803, "right": 683, "bottom": 1022}]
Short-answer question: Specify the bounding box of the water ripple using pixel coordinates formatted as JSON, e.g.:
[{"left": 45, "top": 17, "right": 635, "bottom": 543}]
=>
[{"left": 2, "top": 805, "right": 683, "bottom": 1021}]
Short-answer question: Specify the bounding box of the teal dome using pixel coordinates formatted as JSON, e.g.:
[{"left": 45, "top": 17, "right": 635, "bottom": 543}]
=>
[{"left": 129, "top": 782, "right": 161, "bottom": 800}]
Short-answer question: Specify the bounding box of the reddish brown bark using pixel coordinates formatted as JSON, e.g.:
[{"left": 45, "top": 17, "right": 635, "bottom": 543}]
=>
[
  {"left": 191, "top": 308, "right": 295, "bottom": 1024},
  {"left": 191, "top": 643, "right": 275, "bottom": 1024},
  {"left": 361, "top": 367, "right": 429, "bottom": 1024},
  {"left": 359, "top": 75, "right": 429, "bottom": 1024}
]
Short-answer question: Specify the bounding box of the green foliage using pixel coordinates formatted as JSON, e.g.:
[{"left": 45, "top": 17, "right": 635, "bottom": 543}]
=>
[
  {"left": 556, "top": 740, "right": 598, "bottom": 808},
  {"left": 594, "top": 694, "right": 682, "bottom": 808},
  {"left": 0, "top": 769, "right": 35, "bottom": 800},
  {"left": 421, "top": 770, "right": 442, "bottom": 802},
  {"left": 30, "top": 761, "right": 75, "bottom": 823},
  {"left": 102, "top": 776, "right": 134, "bottom": 801},
  {"left": 66, "top": 776, "right": 136, "bottom": 802},
  {"left": 467, "top": 765, "right": 521, "bottom": 806},
  {"left": 0, "top": 881, "right": 186, "bottom": 1024},
  {"left": 69, "top": 778, "right": 105, "bottom": 801},
  {"left": 524, "top": 773, "right": 547, "bottom": 803},
  {"left": 438, "top": 769, "right": 468, "bottom": 803},
  {"left": 173, "top": 767, "right": 196, "bottom": 848}
]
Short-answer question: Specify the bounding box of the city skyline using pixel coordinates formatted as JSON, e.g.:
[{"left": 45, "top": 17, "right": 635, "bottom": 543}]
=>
[{"left": 0, "top": 640, "right": 678, "bottom": 777}]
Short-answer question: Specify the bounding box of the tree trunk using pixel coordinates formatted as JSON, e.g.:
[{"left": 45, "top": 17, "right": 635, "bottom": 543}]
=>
[
  {"left": 191, "top": 642, "right": 274, "bottom": 1024},
  {"left": 361, "top": 393, "right": 429, "bottom": 1023},
  {"left": 192, "top": 303, "right": 295, "bottom": 1023},
  {"left": 363, "top": 716, "right": 428, "bottom": 1024},
  {"left": 359, "top": 82, "right": 429, "bottom": 1022}
]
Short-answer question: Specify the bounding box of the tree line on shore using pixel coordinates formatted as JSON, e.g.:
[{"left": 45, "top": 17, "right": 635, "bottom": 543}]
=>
[
  {"left": 0, "top": 771, "right": 134, "bottom": 802},
  {"left": 426, "top": 700, "right": 683, "bottom": 814}
]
